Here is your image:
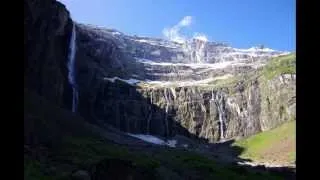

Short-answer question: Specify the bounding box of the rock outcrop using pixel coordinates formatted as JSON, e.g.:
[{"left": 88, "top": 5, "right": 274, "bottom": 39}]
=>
[{"left": 24, "top": 0, "right": 73, "bottom": 107}]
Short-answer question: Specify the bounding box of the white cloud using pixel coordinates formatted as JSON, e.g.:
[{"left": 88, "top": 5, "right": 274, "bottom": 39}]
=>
[
  {"left": 178, "top": 16, "right": 192, "bottom": 26},
  {"left": 162, "top": 16, "right": 193, "bottom": 43},
  {"left": 162, "top": 16, "right": 209, "bottom": 43}
]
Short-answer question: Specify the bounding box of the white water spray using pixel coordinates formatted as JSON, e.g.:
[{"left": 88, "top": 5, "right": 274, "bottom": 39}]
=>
[
  {"left": 217, "top": 94, "right": 225, "bottom": 140},
  {"left": 211, "top": 90, "right": 225, "bottom": 140},
  {"left": 185, "top": 38, "right": 207, "bottom": 63},
  {"left": 147, "top": 90, "right": 153, "bottom": 134},
  {"left": 67, "top": 22, "right": 78, "bottom": 113},
  {"left": 211, "top": 89, "right": 214, "bottom": 101},
  {"left": 194, "top": 39, "right": 207, "bottom": 63},
  {"left": 164, "top": 89, "right": 170, "bottom": 136}
]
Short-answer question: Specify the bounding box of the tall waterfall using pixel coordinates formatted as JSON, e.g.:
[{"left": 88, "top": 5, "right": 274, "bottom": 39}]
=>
[
  {"left": 67, "top": 22, "right": 78, "bottom": 113},
  {"left": 147, "top": 90, "right": 153, "bottom": 134},
  {"left": 164, "top": 89, "right": 170, "bottom": 137},
  {"left": 211, "top": 90, "right": 226, "bottom": 140},
  {"left": 217, "top": 94, "right": 225, "bottom": 140},
  {"left": 211, "top": 89, "right": 214, "bottom": 101},
  {"left": 183, "top": 38, "right": 207, "bottom": 63},
  {"left": 194, "top": 39, "right": 207, "bottom": 63}
]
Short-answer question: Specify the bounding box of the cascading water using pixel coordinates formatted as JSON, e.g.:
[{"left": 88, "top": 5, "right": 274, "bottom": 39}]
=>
[
  {"left": 67, "top": 22, "right": 78, "bottom": 113},
  {"left": 183, "top": 39, "right": 207, "bottom": 63},
  {"left": 211, "top": 89, "right": 214, "bottom": 101},
  {"left": 146, "top": 90, "right": 153, "bottom": 134},
  {"left": 211, "top": 90, "right": 226, "bottom": 140},
  {"left": 170, "top": 87, "right": 176, "bottom": 100},
  {"left": 217, "top": 94, "right": 225, "bottom": 140},
  {"left": 194, "top": 39, "right": 206, "bottom": 63},
  {"left": 165, "top": 104, "right": 169, "bottom": 136},
  {"left": 164, "top": 88, "right": 170, "bottom": 137}
]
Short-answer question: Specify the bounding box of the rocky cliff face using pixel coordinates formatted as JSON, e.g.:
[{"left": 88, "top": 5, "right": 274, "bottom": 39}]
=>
[
  {"left": 24, "top": 0, "right": 295, "bottom": 143},
  {"left": 78, "top": 24, "right": 287, "bottom": 64},
  {"left": 134, "top": 71, "right": 295, "bottom": 142},
  {"left": 72, "top": 23, "right": 295, "bottom": 142},
  {"left": 24, "top": 0, "right": 73, "bottom": 107}
]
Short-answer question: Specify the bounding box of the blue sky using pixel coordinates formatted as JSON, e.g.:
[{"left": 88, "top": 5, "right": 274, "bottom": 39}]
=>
[{"left": 58, "top": 0, "right": 295, "bottom": 51}]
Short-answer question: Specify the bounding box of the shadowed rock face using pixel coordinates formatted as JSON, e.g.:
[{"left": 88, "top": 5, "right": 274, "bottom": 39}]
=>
[
  {"left": 24, "top": 0, "right": 74, "bottom": 107},
  {"left": 24, "top": 0, "right": 295, "bottom": 143}
]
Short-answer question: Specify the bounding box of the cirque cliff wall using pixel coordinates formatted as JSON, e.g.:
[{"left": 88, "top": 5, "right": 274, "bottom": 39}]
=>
[
  {"left": 73, "top": 23, "right": 295, "bottom": 142},
  {"left": 24, "top": 0, "right": 296, "bottom": 143},
  {"left": 137, "top": 68, "right": 295, "bottom": 142}
]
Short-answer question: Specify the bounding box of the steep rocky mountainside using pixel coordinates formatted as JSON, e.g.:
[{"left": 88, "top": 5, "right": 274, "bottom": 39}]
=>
[
  {"left": 24, "top": 0, "right": 73, "bottom": 108},
  {"left": 24, "top": 0, "right": 296, "bottom": 179},
  {"left": 24, "top": 0, "right": 295, "bottom": 144},
  {"left": 73, "top": 22, "right": 295, "bottom": 142},
  {"left": 26, "top": 0, "right": 296, "bottom": 144},
  {"left": 78, "top": 24, "right": 287, "bottom": 64}
]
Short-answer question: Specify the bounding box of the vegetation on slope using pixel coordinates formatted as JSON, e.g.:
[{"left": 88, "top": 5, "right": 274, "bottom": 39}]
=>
[
  {"left": 260, "top": 53, "right": 296, "bottom": 80},
  {"left": 26, "top": 135, "right": 287, "bottom": 180},
  {"left": 232, "top": 120, "right": 296, "bottom": 166},
  {"left": 211, "top": 53, "right": 296, "bottom": 88},
  {"left": 24, "top": 88, "right": 289, "bottom": 180}
]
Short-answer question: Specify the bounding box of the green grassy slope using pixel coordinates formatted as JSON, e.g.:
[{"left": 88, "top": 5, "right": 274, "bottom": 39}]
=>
[
  {"left": 260, "top": 53, "right": 296, "bottom": 80},
  {"left": 233, "top": 120, "right": 296, "bottom": 165}
]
